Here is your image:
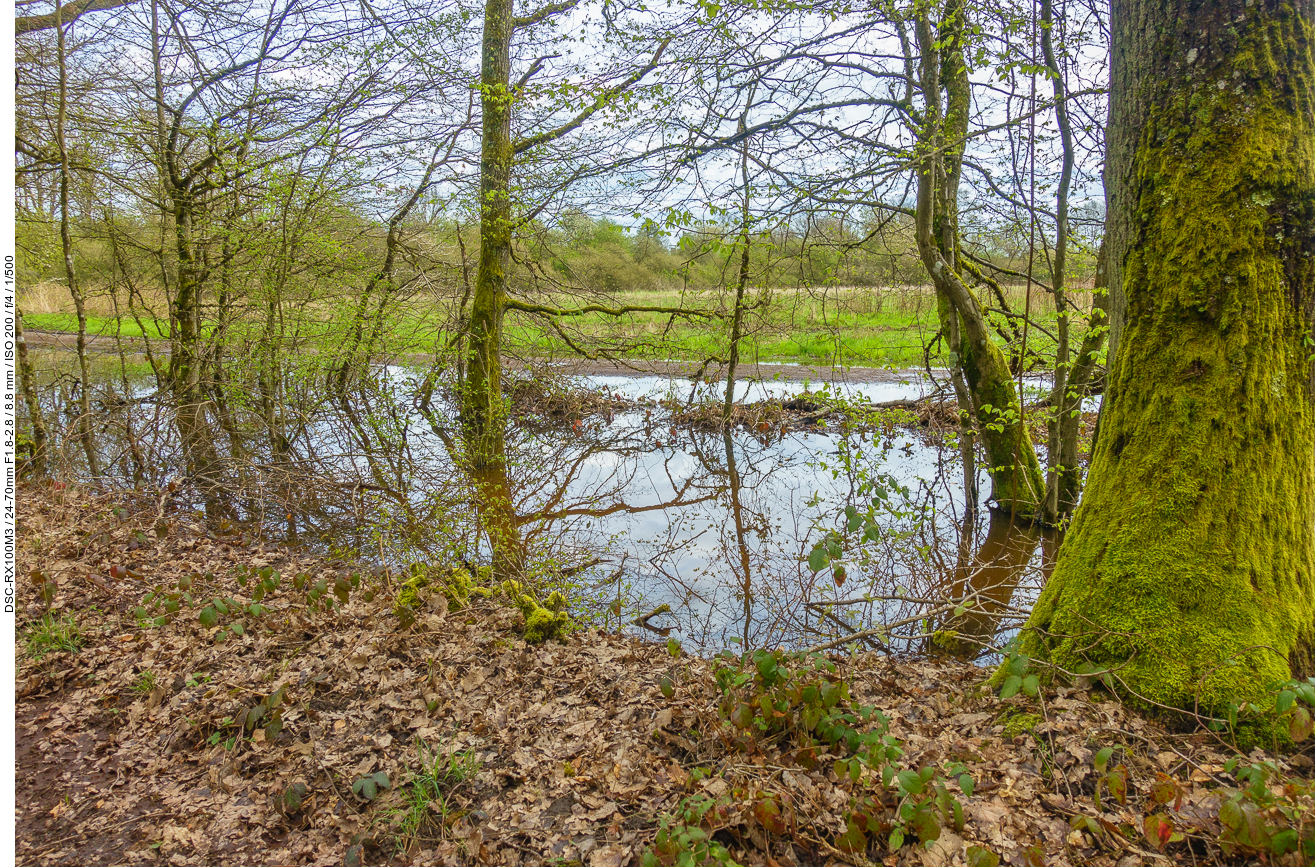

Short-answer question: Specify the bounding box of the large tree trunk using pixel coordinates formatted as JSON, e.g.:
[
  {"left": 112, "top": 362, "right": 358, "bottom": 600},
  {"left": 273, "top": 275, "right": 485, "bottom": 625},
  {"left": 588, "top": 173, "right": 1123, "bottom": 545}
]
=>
[{"left": 1021, "top": 0, "right": 1315, "bottom": 708}]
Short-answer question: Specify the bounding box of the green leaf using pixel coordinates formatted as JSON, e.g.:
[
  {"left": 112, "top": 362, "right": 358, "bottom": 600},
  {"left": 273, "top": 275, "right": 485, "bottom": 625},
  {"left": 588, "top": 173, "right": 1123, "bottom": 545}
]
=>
[
  {"left": 1094, "top": 747, "right": 1114, "bottom": 773},
  {"left": 281, "top": 781, "right": 308, "bottom": 813},
  {"left": 958, "top": 773, "right": 974, "bottom": 797},
  {"left": 1022, "top": 675, "right": 1040, "bottom": 697},
  {"left": 897, "top": 769, "right": 924, "bottom": 795},
  {"left": 1142, "top": 813, "right": 1175, "bottom": 851},
  {"left": 351, "top": 773, "right": 386, "bottom": 801},
  {"left": 999, "top": 676, "right": 1022, "bottom": 699},
  {"left": 912, "top": 808, "right": 940, "bottom": 842},
  {"left": 807, "top": 545, "right": 828, "bottom": 573},
  {"left": 1277, "top": 689, "right": 1296, "bottom": 714},
  {"left": 199, "top": 607, "right": 218, "bottom": 628},
  {"left": 231, "top": 622, "right": 245, "bottom": 637},
  {"left": 667, "top": 638, "right": 682, "bottom": 658}
]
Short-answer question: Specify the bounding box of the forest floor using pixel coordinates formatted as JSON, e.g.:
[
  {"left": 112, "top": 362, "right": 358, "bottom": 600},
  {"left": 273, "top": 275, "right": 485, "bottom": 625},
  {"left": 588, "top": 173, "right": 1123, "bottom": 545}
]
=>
[{"left": 14, "top": 484, "right": 1315, "bottom": 867}]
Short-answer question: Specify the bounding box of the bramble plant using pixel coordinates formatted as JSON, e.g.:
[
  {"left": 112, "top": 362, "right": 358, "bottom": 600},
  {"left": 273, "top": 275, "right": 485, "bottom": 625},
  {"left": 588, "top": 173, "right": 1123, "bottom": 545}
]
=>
[
  {"left": 205, "top": 685, "right": 289, "bottom": 751},
  {"left": 1215, "top": 757, "right": 1315, "bottom": 859},
  {"left": 642, "top": 794, "right": 741, "bottom": 867},
  {"left": 710, "top": 649, "right": 980, "bottom": 855}
]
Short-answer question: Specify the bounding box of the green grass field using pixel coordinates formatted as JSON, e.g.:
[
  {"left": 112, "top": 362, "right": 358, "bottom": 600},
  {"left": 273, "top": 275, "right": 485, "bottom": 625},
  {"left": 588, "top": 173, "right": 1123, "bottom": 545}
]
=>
[{"left": 23, "top": 284, "right": 1082, "bottom": 370}]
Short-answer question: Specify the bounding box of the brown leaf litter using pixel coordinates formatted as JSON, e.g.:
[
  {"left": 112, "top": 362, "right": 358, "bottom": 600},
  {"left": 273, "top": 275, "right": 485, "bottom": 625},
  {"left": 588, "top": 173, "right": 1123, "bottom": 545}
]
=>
[{"left": 14, "top": 484, "right": 1313, "bottom": 867}]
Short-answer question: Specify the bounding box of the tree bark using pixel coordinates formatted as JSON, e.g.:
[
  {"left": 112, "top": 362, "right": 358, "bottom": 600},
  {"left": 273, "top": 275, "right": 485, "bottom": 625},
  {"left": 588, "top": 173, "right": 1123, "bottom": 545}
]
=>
[
  {"left": 16, "top": 0, "right": 138, "bottom": 34},
  {"left": 1021, "top": 0, "right": 1315, "bottom": 708},
  {"left": 1040, "top": 0, "right": 1079, "bottom": 523},
  {"left": 913, "top": 2, "right": 1046, "bottom": 519},
  {"left": 463, "top": 0, "right": 523, "bottom": 577},
  {"left": 54, "top": 1, "right": 102, "bottom": 483}
]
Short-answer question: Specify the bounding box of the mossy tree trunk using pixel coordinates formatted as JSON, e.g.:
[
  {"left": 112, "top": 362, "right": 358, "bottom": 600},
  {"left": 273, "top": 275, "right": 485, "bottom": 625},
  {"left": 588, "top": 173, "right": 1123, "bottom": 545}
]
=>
[
  {"left": 167, "top": 193, "right": 226, "bottom": 517},
  {"left": 1021, "top": 0, "right": 1315, "bottom": 709},
  {"left": 463, "top": 0, "right": 523, "bottom": 578},
  {"left": 461, "top": 3, "right": 675, "bottom": 576},
  {"left": 912, "top": 2, "right": 1045, "bottom": 520}
]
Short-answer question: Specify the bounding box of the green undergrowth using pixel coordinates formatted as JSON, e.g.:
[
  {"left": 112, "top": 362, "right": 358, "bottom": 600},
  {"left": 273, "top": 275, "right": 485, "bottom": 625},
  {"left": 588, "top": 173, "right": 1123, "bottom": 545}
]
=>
[
  {"left": 123, "top": 549, "right": 573, "bottom": 650},
  {"left": 646, "top": 645, "right": 1315, "bottom": 867},
  {"left": 994, "top": 645, "right": 1315, "bottom": 862},
  {"left": 380, "top": 736, "right": 483, "bottom": 854},
  {"left": 23, "top": 611, "right": 83, "bottom": 658},
  {"left": 646, "top": 649, "right": 987, "bottom": 865}
]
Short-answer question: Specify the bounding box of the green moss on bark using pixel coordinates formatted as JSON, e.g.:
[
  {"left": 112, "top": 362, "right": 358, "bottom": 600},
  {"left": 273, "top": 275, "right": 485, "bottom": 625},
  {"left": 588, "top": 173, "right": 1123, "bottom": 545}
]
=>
[
  {"left": 959, "top": 333, "right": 1046, "bottom": 518},
  {"left": 1020, "top": 5, "right": 1315, "bottom": 710}
]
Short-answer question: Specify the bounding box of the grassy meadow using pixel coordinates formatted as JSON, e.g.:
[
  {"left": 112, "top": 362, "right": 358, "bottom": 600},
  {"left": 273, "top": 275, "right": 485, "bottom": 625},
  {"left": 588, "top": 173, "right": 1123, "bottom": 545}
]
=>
[{"left": 21, "top": 281, "right": 1086, "bottom": 371}]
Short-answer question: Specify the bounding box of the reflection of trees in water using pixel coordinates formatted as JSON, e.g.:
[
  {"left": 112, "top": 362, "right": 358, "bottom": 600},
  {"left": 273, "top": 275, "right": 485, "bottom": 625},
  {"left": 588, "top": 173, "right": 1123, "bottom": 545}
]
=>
[
  {"left": 28, "top": 350, "right": 1050, "bottom": 653},
  {"left": 931, "top": 508, "right": 1055, "bottom": 660}
]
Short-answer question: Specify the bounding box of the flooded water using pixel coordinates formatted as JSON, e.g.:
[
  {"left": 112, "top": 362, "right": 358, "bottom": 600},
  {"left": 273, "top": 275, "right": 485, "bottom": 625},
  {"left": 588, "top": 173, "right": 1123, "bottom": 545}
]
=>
[{"left": 25, "top": 349, "right": 1068, "bottom": 657}]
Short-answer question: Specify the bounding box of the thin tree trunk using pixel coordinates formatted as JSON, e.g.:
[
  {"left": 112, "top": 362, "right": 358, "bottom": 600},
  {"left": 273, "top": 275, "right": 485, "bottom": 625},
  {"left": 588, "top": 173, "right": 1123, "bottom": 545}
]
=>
[
  {"left": 723, "top": 109, "right": 753, "bottom": 428},
  {"left": 15, "top": 305, "right": 48, "bottom": 477},
  {"left": 169, "top": 198, "right": 225, "bottom": 517},
  {"left": 912, "top": 2, "right": 1045, "bottom": 519},
  {"left": 464, "top": 0, "right": 522, "bottom": 577},
  {"left": 1055, "top": 243, "right": 1108, "bottom": 514},
  {"left": 1040, "top": 0, "right": 1075, "bottom": 523},
  {"left": 1021, "top": 0, "right": 1315, "bottom": 708},
  {"left": 54, "top": 1, "right": 101, "bottom": 482}
]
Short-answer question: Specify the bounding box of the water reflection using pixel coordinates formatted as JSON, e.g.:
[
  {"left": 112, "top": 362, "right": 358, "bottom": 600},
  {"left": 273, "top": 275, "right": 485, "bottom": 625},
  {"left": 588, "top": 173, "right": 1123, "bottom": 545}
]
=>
[
  {"left": 26, "top": 349, "right": 1058, "bottom": 655},
  {"left": 930, "top": 508, "right": 1059, "bottom": 659}
]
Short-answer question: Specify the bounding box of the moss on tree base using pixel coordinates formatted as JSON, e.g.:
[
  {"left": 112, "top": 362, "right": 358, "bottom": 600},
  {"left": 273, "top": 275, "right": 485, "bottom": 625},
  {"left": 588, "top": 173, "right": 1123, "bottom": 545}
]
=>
[{"left": 1019, "top": 1, "right": 1315, "bottom": 711}]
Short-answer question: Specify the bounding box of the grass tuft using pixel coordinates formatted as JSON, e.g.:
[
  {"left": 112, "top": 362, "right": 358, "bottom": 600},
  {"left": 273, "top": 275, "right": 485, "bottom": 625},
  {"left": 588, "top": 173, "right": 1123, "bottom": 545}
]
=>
[{"left": 25, "top": 612, "right": 82, "bottom": 658}]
